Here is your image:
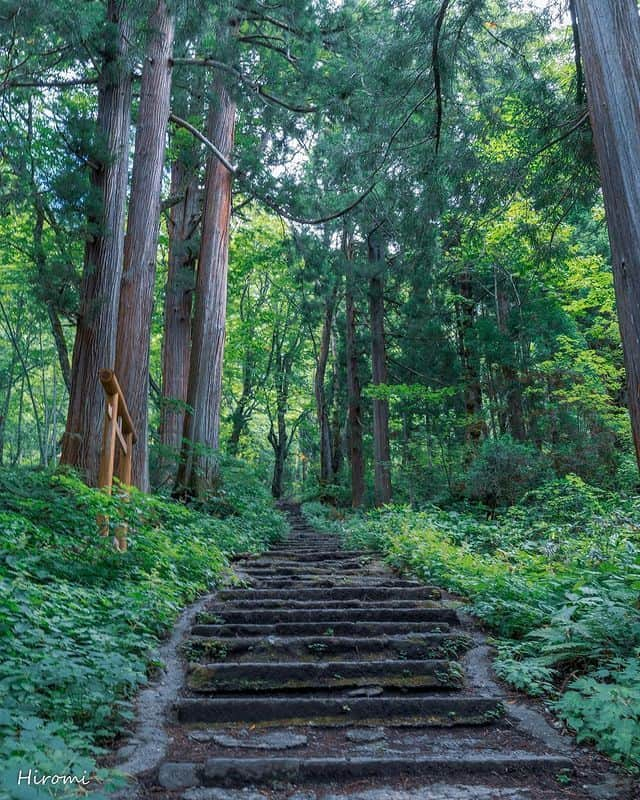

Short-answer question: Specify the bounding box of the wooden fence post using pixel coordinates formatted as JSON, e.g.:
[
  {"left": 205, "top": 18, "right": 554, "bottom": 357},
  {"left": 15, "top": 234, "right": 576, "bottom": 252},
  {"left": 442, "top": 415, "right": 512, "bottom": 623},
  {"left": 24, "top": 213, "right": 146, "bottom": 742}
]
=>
[{"left": 97, "top": 370, "right": 137, "bottom": 551}]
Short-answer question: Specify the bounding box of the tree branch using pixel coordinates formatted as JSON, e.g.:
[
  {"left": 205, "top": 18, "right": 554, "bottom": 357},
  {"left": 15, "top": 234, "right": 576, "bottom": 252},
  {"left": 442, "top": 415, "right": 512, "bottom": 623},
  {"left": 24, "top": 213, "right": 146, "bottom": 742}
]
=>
[
  {"left": 531, "top": 111, "right": 590, "bottom": 159},
  {"left": 169, "top": 113, "right": 237, "bottom": 174},
  {"left": 247, "top": 179, "right": 378, "bottom": 226},
  {"left": 432, "top": 0, "right": 451, "bottom": 153},
  {"left": 3, "top": 76, "right": 98, "bottom": 89},
  {"left": 171, "top": 57, "right": 317, "bottom": 113}
]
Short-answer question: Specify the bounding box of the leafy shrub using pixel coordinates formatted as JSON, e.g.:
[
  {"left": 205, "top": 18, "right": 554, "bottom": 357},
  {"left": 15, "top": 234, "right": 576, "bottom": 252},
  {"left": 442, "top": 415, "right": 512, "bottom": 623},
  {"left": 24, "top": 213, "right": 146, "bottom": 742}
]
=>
[
  {"left": 555, "top": 660, "right": 640, "bottom": 770},
  {"left": 0, "top": 465, "right": 284, "bottom": 799},
  {"left": 464, "top": 435, "right": 550, "bottom": 508}
]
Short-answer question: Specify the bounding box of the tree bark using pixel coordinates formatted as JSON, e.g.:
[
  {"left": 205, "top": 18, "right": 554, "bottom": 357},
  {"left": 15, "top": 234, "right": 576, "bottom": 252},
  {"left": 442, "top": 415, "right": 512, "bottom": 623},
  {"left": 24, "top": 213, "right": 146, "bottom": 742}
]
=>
[
  {"left": 176, "top": 79, "right": 236, "bottom": 496},
  {"left": 158, "top": 158, "right": 199, "bottom": 486},
  {"left": 330, "top": 327, "right": 344, "bottom": 478},
  {"left": 456, "top": 271, "right": 485, "bottom": 449},
  {"left": 344, "top": 232, "right": 365, "bottom": 507},
  {"left": 268, "top": 347, "right": 298, "bottom": 499},
  {"left": 31, "top": 199, "right": 72, "bottom": 391},
  {"left": 115, "top": 0, "right": 175, "bottom": 491},
  {"left": 496, "top": 280, "right": 525, "bottom": 441},
  {"left": 573, "top": 0, "right": 640, "bottom": 471},
  {"left": 0, "top": 323, "right": 19, "bottom": 466},
  {"left": 368, "top": 231, "right": 392, "bottom": 506},
  {"left": 60, "top": 0, "right": 132, "bottom": 484},
  {"left": 269, "top": 402, "right": 288, "bottom": 499},
  {"left": 227, "top": 357, "right": 254, "bottom": 456},
  {"left": 314, "top": 286, "right": 337, "bottom": 491}
]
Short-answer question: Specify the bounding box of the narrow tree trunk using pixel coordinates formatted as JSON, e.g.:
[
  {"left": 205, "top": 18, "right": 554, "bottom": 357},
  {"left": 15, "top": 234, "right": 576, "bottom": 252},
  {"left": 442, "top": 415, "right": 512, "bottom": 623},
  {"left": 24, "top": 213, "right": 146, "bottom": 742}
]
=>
[
  {"left": 314, "top": 287, "right": 337, "bottom": 491},
  {"left": 0, "top": 343, "right": 17, "bottom": 466},
  {"left": 344, "top": 233, "right": 365, "bottom": 507},
  {"left": 573, "top": 0, "right": 640, "bottom": 471},
  {"left": 227, "top": 362, "right": 253, "bottom": 456},
  {"left": 569, "top": 0, "right": 585, "bottom": 106},
  {"left": 13, "top": 376, "right": 24, "bottom": 466},
  {"left": 31, "top": 199, "right": 72, "bottom": 391},
  {"left": 177, "top": 79, "right": 236, "bottom": 496},
  {"left": 495, "top": 281, "right": 525, "bottom": 441},
  {"left": 269, "top": 410, "right": 288, "bottom": 499},
  {"left": 268, "top": 348, "right": 293, "bottom": 499},
  {"left": 115, "top": 0, "right": 174, "bottom": 490},
  {"left": 60, "top": 1, "right": 132, "bottom": 484},
  {"left": 368, "top": 232, "right": 392, "bottom": 506},
  {"left": 330, "top": 332, "right": 344, "bottom": 478},
  {"left": 158, "top": 159, "right": 199, "bottom": 485},
  {"left": 456, "top": 271, "right": 484, "bottom": 449}
]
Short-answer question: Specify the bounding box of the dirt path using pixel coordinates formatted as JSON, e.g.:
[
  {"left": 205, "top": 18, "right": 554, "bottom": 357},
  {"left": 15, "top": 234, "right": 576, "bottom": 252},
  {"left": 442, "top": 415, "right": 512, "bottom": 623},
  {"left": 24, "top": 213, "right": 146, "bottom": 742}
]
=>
[{"left": 120, "top": 507, "right": 634, "bottom": 800}]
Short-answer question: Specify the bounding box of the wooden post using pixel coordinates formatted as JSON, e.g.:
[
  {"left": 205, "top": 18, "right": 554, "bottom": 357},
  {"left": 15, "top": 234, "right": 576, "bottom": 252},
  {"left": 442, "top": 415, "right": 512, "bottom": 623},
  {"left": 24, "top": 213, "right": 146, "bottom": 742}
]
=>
[
  {"left": 114, "top": 430, "right": 134, "bottom": 552},
  {"left": 97, "top": 370, "right": 137, "bottom": 551},
  {"left": 98, "top": 392, "right": 119, "bottom": 537}
]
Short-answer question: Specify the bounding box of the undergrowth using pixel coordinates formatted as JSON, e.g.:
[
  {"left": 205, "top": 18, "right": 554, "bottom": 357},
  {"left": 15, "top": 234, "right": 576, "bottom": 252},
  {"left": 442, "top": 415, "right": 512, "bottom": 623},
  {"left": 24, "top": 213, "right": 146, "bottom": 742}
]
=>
[
  {"left": 304, "top": 475, "right": 640, "bottom": 771},
  {"left": 0, "top": 462, "right": 284, "bottom": 799}
]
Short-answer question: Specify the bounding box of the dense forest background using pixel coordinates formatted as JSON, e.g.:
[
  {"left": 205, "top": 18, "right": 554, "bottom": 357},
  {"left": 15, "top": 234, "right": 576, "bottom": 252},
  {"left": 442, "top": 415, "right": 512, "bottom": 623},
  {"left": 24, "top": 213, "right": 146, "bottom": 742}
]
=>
[{"left": 0, "top": 0, "right": 634, "bottom": 508}]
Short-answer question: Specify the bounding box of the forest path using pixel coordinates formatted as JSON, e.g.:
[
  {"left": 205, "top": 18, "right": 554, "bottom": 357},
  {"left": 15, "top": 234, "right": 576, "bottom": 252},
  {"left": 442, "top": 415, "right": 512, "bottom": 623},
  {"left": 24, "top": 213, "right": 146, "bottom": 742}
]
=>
[{"left": 143, "top": 506, "right": 625, "bottom": 800}]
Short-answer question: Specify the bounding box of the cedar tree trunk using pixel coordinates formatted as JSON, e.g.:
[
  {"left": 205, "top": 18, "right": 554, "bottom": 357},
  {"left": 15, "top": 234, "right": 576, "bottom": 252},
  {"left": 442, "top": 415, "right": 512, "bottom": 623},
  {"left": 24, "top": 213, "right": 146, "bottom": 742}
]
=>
[
  {"left": 573, "top": 0, "right": 640, "bottom": 471},
  {"left": 60, "top": 1, "right": 132, "bottom": 484},
  {"left": 344, "top": 234, "right": 365, "bottom": 507},
  {"left": 314, "top": 287, "right": 337, "bottom": 491},
  {"left": 115, "top": 0, "right": 174, "bottom": 490},
  {"left": 368, "top": 232, "right": 392, "bottom": 506},
  {"left": 158, "top": 159, "right": 199, "bottom": 485},
  {"left": 177, "top": 79, "right": 236, "bottom": 496}
]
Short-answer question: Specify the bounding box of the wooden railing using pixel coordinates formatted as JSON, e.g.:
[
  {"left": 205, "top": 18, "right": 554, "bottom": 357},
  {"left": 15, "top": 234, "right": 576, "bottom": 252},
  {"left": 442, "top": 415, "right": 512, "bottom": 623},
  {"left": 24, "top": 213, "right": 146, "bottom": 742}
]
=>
[{"left": 98, "top": 369, "right": 137, "bottom": 551}]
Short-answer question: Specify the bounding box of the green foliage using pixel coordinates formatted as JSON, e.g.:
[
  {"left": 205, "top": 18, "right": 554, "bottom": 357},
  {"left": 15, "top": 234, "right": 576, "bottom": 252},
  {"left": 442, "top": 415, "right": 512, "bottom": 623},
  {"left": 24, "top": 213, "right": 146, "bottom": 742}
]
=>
[
  {"left": 464, "top": 436, "right": 551, "bottom": 508},
  {"left": 311, "top": 477, "right": 640, "bottom": 771},
  {"left": 555, "top": 660, "right": 640, "bottom": 769},
  {"left": 0, "top": 466, "right": 284, "bottom": 798}
]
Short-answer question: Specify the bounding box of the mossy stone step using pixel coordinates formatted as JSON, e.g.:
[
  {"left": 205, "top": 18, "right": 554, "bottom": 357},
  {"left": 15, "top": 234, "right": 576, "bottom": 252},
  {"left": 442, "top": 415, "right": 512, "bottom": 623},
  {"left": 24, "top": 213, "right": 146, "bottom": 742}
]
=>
[
  {"left": 237, "top": 559, "right": 372, "bottom": 570},
  {"left": 239, "top": 566, "right": 376, "bottom": 576},
  {"left": 218, "top": 586, "right": 440, "bottom": 601},
  {"left": 254, "top": 550, "right": 369, "bottom": 561},
  {"left": 187, "top": 659, "right": 464, "bottom": 693},
  {"left": 197, "top": 607, "right": 459, "bottom": 626},
  {"left": 206, "top": 599, "right": 442, "bottom": 611},
  {"left": 240, "top": 578, "right": 428, "bottom": 590},
  {"left": 183, "top": 633, "right": 472, "bottom": 663},
  {"left": 194, "top": 754, "right": 573, "bottom": 787},
  {"left": 176, "top": 695, "right": 504, "bottom": 726},
  {"left": 191, "top": 620, "right": 452, "bottom": 637}
]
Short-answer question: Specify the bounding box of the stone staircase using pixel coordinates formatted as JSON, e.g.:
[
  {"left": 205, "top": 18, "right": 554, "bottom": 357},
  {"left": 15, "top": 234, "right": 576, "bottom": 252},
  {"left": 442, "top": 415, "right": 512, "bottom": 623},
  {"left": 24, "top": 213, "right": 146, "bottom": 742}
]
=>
[{"left": 149, "top": 507, "right": 597, "bottom": 799}]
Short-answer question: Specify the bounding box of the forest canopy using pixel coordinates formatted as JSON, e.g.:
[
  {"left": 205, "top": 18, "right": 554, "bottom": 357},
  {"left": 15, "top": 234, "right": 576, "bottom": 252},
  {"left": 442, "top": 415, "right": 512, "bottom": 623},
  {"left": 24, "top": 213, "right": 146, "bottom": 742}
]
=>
[{"left": 0, "top": 0, "right": 638, "bottom": 506}]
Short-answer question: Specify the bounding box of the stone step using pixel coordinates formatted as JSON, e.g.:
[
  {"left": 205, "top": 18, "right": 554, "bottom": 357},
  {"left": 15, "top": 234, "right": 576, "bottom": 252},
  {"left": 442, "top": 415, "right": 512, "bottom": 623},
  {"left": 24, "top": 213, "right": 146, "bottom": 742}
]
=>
[
  {"left": 187, "top": 659, "right": 464, "bottom": 693},
  {"left": 192, "top": 620, "right": 452, "bottom": 637},
  {"left": 239, "top": 566, "right": 376, "bottom": 576},
  {"left": 241, "top": 578, "right": 427, "bottom": 590},
  {"left": 218, "top": 586, "right": 440, "bottom": 601},
  {"left": 196, "top": 607, "right": 459, "bottom": 626},
  {"left": 183, "top": 633, "right": 472, "bottom": 662},
  {"left": 158, "top": 753, "right": 573, "bottom": 789},
  {"left": 176, "top": 695, "right": 504, "bottom": 726},
  {"left": 207, "top": 599, "right": 441, "bottom": 611},
  {"left": 279, "top": 544, "right": 337, "bottom": 549},
  {"left": 237, "top": 559, "right": 372, "bottom": 571},
  {"left": 255, "top": 549, "right": 369, "bottom": 561}
]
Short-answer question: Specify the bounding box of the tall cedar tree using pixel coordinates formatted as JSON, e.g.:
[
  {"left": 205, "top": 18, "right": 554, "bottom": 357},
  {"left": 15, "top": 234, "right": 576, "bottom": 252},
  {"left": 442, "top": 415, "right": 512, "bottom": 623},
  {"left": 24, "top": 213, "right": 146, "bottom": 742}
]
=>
[
  {"left": 60, "top": 1, "right": 132, "bottom": 485},
  {"left": 115, "top": 0, "right": 175, "bottom": 490},
  {"left": 176, "top": 77, "right": 236, "bottom": 495},
  {"left": 573, "top": 0, "right": 640, "bottom": 471}
]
